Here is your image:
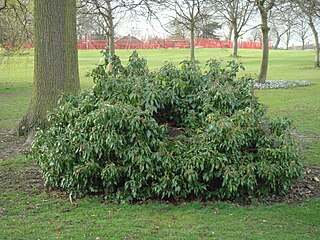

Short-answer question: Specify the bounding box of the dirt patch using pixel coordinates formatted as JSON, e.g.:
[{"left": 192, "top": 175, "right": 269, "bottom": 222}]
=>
[
  {"left": 0, "top": 130, "right": 44, "bottom": 194},
  {"left": 0, "top": 163, "right": 44, "bottom": 194},
  {"left": 0, "top": 130, "right": 27, "bottom": 161}
]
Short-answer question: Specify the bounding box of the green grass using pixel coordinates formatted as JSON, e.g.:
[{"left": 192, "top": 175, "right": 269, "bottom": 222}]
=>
[
  {"left": 1, "top": 158, "right": 319, "bottom": 240},
  {"left": 1, "top": 48, "right": 319, "bottom": 131},
  {"left": 1, "top": 48, "right": 320, "bottom": 239}
]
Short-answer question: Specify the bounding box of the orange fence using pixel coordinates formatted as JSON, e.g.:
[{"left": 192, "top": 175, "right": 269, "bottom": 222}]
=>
[
  {"left": 77, "top": 38, "right": 267, "bottom": 50},
  {"left": 21, "top": 38, "right": 267, "bottom": 50},
  {"left": 77, "top": 40, "right": 106, "bottom": 50}
]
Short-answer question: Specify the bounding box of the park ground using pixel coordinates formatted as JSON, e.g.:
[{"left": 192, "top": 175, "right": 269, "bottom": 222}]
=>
[{"left": 0, "top": 48, "right": 319, "bottom": 239}]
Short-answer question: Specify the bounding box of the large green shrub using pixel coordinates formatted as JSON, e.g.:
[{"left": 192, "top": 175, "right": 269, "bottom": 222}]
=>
[{"left": 30, "top": 51, "right": 303, "bottom": 202}]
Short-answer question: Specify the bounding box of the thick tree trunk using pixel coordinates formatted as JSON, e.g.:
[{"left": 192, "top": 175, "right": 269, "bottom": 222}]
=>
[
  {"left": 232, "top": 27, "right": 239, "bottom": 57},
  {"left": 190, "top": 22, "right": 195, "bottom": 62},
  {"left": 308, "top": 17, "right": 320, "bottom": 68},
  {"left": 17, "top": 0, "right": 80, "bottom": 136},
  {"left": 258, "top": 11, "right": 270, "bottom": 83},
  {"left": 302, "top": 38, "right": 305, "bottom": 50}
]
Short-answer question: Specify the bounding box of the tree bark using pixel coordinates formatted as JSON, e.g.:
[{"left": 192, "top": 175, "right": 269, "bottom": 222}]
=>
[
  {"left": 285, "top": 29, "right": 291, "bottom": 50},
  {"left": 258, "top": 11, "right": 270, "bottom": 83},
  {"left": 227, "top": 24, "right": 233, "bottom": 41},
  {"left": 285, "top": 38, "right": 289, "bottom": 50},
  {"left": 232, "top": 26, "right": 239, "bottom": 57},
  {"left": 308, "top": 17, "right": 320, "bottom": 67},
  {"left": 108, "top": 25, "right": 115, "bottom": 57},
  {"left": 106, "top": 0, "right": 115, "bottom": 57},
  {"left": 190, "top": 21, "right": 195, "bottom": 62},
  {"left": 274, "top": 31, "right": 280, "bottom": 50},
  {"left": 17, "top": 0, "right": 80, "bottom": 136}
]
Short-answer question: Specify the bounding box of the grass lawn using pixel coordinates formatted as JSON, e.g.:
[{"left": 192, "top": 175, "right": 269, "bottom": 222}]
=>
[{"left": 0, "top": 48, "right": 319, "bottom": 239}]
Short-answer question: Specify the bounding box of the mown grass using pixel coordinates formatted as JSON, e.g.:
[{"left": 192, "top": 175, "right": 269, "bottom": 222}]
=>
[
  {"left": 1, "top": 157, "right": 319, "bottom": 240},
  {"left": 0, "top": 48, "right": 320, "bottom": 239},
  {"left": 1, "top": 48, "right": 319, "bottom": 131}
]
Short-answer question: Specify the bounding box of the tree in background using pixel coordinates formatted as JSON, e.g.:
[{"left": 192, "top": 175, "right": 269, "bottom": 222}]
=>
[
  {"left": 78, "top": 0, "right": 144, "bottom": 57},
  {"left": 0, "top": 0, "right": 33, "bottom": 52},
  {"left": 281, "top": 2, "right": 298, "bottom": 50},
  {"left": 269, "top": 2, "right": 298, "bottom": 50},
  {"left": 147, "top": 0, "right": 212, "bottom": 62},
  {"left": 214, "top": 0, "right": 256, "bottom": 57},
  {"left": 247, "top": 27, "right": 262, "bottom": 42},
  {"left": 76, "top": 4, "right": 104, "bottom": 40},
  {"left": 294, "top": 13, "right": 311, "bottom": 50},
  {"left": 294, "top": 0, "right": 320, "bottom": 67},
  {"left": 253, "top": 0, "right": 276, "bottom": 83},
  {"left": 196, "top": 21, "right": 221, "bottom": 39},
  {"left": 168, "top": 18, "right": 189, "bottom": 38},
  {"left": 169, "top": 17, "right": 221, "bottom": 39},
  {"left": 78, "top": 0, "right": 117, "bottom": 57},
  {"left": 18, "top": 0, "right": 80, "bottom": 137}
]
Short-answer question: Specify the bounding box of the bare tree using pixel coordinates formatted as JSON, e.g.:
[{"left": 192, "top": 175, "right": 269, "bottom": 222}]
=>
[
  {"left": 253, "top": 0, "right": 276, "bottom": 83},
  {"left": 281, "top": 2, "right": 298, "bottom": 50},
  {"left": 214, "top": 0, "right": 256, "bottom": 57},
  {"left": 247, "top": 27, "right": 262, "bottom": 41},
  {"left": 169, "top": 15, "right": 221, "bottom": 39},
  {"left": 269, "top": 19, "right": 286, "bottom": 49},
  {"left": 0, "top": 0, "right": 33, "bottom": 52},
  {"left": 294, "top": 0, "right": 320, "bottom": 67},
  {"left": 146, "top": 0, "right": 212, "bottom": 62},
  {"left": 78, "top": 0, "right": 144, "bottom": 57},
  {"left": 76, "top": 4, "right": 102, "bottom": 40},
  {"left": 196, "top": 21, "right": 221, "bottom": 38},
  {"left": 168, "top": 18, "right": 189, "bottom": 38},
  {"left": 224, "top": 22, "right": 233, "bottom": 40},
  {"left": 294, "top": 13, "right": 311, "bottom": 50},
  {"left": 269, "top": 2, "right": 298, "bottom": 50}
]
